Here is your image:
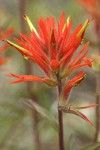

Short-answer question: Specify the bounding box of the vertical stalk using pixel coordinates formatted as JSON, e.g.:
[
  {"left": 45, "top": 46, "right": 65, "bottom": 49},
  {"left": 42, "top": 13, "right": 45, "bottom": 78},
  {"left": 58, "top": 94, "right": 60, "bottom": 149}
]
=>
[
  {"left": 19, "top": 0, "right": 42, "bottom": 149},
  {"left": 94, "top": 24, "right": 100, "bottom": 142},
  {"left": 25, "top": 62, "right": 42, "bottom": 150},
  {"left": 57, "top": 73, "right": 65, "bottom": 150}
]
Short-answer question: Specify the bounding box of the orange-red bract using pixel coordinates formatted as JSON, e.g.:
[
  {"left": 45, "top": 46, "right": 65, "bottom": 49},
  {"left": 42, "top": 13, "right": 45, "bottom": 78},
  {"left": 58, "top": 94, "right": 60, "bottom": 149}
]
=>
[
  {"left": 0, "top": 28, "right": 13, "bottom": 66},
  {"left": 7, "top": 13, "right": 92, "bottom": 84},
  {"left": 6, "top": 13, "right": 100, "bottom": 126}
]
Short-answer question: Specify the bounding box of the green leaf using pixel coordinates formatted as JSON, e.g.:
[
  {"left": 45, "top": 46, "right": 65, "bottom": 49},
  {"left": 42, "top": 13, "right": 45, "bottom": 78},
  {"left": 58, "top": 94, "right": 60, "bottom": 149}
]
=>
[{"left": 80, "top": 142, "right": 100, "bottom": 150}]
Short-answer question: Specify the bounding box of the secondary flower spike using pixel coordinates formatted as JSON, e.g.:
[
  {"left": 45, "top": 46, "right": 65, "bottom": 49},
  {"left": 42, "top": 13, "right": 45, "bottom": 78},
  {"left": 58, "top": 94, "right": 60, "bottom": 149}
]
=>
[
  {"left": 76, "top": 0, "right": 100, "bottom": 26},
  {"left": 0, "top": 28, "right": 13, "bottom": 67},
  {"left": 7, "top": 13, "right": 92, "bottom": 85}
]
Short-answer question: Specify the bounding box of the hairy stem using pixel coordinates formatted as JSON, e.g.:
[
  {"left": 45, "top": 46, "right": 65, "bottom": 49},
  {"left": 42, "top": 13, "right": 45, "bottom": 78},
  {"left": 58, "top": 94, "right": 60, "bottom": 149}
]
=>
[
  {"left": 94, "top": 24, "right": 100, "bottom": 142},
  {"left": 57, "top": 73, "right": 65, "bottom": 150},
  {"left": 19, "top": 1, "right": 42, "bottom": 149}
]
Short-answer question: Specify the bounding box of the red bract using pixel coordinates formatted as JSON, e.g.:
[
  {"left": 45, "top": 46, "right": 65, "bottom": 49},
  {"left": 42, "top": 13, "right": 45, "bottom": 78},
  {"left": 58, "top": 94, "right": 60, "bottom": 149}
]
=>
[
  {"left": 59, "top": 103, "right": 100, "bottom": 126},
  {"left": 76, "top": 0, "right": 100, "bottom": 26},
  {"left": 7, "top": 13, "right": 92, "bottom": 84},
  {"left": 0, "top": 28, "right": 13, "bottom": 40},
  {"left": 6, "top": 13, "right": 99, "bottom": 126},
  {"left": 7, "top": 73, "right": 57, "bottom": 86},
  {"left": 0, "top": 28, "right": 13, "bottom": 66},
  {"left": 59, "top": 71, "right": 86, "bottom": 105}
]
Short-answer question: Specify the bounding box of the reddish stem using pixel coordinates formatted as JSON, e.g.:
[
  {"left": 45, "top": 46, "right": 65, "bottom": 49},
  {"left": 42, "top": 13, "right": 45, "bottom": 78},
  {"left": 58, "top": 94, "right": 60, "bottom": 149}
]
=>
[{"left": 57, "top": 73, "right": 65, "bottom": 150}]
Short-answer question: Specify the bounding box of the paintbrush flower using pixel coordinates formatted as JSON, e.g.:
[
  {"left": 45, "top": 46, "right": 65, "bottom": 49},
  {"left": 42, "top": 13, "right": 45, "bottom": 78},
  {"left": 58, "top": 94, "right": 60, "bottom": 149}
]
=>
[
  {"left": 6, "top": 13, "right": 92, "bottom": 85},
  {"left": 6, "top": 13, "right": 99, "bottom": 126}
]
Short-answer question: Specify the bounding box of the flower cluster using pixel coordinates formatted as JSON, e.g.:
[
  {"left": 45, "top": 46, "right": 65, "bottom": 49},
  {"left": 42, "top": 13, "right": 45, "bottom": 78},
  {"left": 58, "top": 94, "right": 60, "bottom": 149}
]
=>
[
  {"left": 6, "top": 13, "right": 97, "bottom": 125},
  {"left": 7, "top": 13, "right": 92, "bottom": 101},
  {"left": 7, "top": 13, "right": 92, "bottom": 85}
]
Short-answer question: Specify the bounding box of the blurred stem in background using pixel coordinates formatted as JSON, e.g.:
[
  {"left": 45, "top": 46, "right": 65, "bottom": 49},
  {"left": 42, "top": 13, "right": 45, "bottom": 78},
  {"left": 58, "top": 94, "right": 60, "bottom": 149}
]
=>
[
  {"left": 57, "top": 73, "right": 65, "bottom": 150},
  {"left": 19, "top": 0, "right": 42, "bottom": 149},
  {"left": 75, "top": 0, "right": 100, "bottom": 142},
  {"left": 94, "top": 23, "right": 100, "bottom": 142}
]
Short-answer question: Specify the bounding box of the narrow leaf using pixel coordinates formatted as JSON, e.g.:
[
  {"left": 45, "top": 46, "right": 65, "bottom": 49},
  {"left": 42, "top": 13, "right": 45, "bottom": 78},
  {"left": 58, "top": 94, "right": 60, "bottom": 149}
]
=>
[
  {"left": 21, "top": 99, "right": 58, "bottom": 129},
  {"left": 75, "top": 104, "right": 100, "bottom": 110},
  {"left": 59, "top": 105, "right": 93, "bottom": 126}
]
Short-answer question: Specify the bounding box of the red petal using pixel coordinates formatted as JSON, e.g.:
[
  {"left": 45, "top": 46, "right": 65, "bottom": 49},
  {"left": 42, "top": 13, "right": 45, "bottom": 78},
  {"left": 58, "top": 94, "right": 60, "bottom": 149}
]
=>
[
  {"left": 38, "top": 17, "right": 49, "bottom": 47},
  {"left": 75, "top": 104, "right": 100, "bottom": 110},
  {"left": 60, "top": 105, "right": 93, "bottom": 126},
  {"left": 50, "top": 29, "right": 57, "bottom": 60},
  {"left": 58, "top": 12, "right": 66, "bottom": 35},
  {"left": 70, "top": 109, "right": 93, "bottom": 126},
  {"left": 7, "top": 73, "right": 57, "bottom": 86},
  {"left": 19, "top": 33, "right": 50, "bottom": 64},
  {"left": 69, "top": 42, "right": 89, "bottom": 66},
  {"left": 69, "top": 63, "right": 91, "bottom": 72},
  {"left": 50, "top": 58, "right": 60, "bottom": 72},
  {"left": 83, "top": 57, "right": 92, "bottom": 67},
  {"left": 0, "top": 28, "right": 13, "bottom": 40},
  {"left": 59, "top": 71, "right": 85, "bottom": 104}
]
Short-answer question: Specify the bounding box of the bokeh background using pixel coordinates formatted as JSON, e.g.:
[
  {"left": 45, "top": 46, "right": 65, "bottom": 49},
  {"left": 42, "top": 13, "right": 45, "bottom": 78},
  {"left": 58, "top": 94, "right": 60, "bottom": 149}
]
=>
[{"left": 0, "top": 0, "right": 99, "bottom": 150}]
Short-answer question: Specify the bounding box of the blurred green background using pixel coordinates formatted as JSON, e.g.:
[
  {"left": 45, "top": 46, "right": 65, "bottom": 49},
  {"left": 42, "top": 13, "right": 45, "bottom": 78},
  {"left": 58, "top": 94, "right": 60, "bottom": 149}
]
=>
[{"left": 0, "top": 0, "right": 99, "bottom": 150}]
